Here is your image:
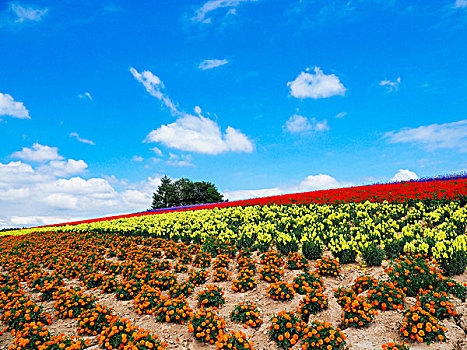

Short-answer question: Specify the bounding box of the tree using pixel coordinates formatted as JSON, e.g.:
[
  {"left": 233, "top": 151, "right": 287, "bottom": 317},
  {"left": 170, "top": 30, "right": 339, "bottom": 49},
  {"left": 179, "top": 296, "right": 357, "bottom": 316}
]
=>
[{"left": 150, "top": 176, "right": 225, "bottom": 209}]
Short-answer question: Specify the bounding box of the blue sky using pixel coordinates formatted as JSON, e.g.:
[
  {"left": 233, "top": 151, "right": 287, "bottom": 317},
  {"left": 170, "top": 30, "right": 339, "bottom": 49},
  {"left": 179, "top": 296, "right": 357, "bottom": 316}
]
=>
[{"left": 1, "top": 0, "right": 467, "bottom": 227}]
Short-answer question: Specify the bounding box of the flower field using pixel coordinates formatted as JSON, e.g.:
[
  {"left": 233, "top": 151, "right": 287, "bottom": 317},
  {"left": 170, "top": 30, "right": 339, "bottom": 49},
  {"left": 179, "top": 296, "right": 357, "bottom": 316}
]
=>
[{"left": 1, "top": 179, "right": 467, "bottom": 349}]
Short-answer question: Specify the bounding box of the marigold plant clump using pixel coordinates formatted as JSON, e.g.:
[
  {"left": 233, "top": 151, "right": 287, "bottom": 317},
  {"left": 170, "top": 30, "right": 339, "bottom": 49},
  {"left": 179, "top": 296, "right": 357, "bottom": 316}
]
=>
[
  {"left": 215, "top": 331, "right": 255, "bottom": 350},
  {"left": 400, "top": 306, "right": 447, "bottom": 343},
  {"left": 154, "top": 296, "right": 193, "bottom": 324},
  {"left": 260, "top": 250, "right": 283, "bottom": 268},
  {"left": 53, "top": 288, "right": 97, "bottom": 319},
  {"left": 123, "top": 329, "right": 167, "bottom": 350},
  {"left": 193, "top": 253, "right": 212, "bottom": 268},
  {"left": 115, "top": 280, "right": 143, "bottom": 301},
  {"left": 381, "top": 342, "right": 410, "bottom": 350},
  {"left": 39, "top": 334, "right": 88, "bottom": 350},
  {"left": 188, "top": 269, "right": 209, "bottom": 286},
  {"left": 293, "top": 271, "right": 325, "bottom": 295},
  {"left": 197, "top": 284, "right": 226, "bottom": 309},
  {"left": 385, "top": 254, "right": 443, "bottom": 297},
  {"left": 341, "top": 295, "right": 378, "bottom": 328},
  {"left": 333, "top": 287, "right": 356, "bottom": 308},
  {"left": 416, "top": 289, "right": 456, "bottom": 320},
  {"left": 269, "top": 310, "right": 306, "bottom": 350},
  {"left": 231, "top": 274, "right": 257, "bottom": 293},
  {"left": 352, "top": 275, "right": 378, "bottom": 294},
  {"left": 98, "top": 318, "right": 137, "bottom": 350},
  {"left": 301, "top": 320, "right": 346, "bottom": 350},
  {"left": 286, "top": 252, "right": 309, "bottom": 270},
  {"left": 230, "top": 301, "right": 263, "bottom": 329},
  {"left": 315, "top": 257, "right": 340, "bottom": 277},
  {"left": 214, "top": 254, "right": 231, "bottom": 268},
  {"left": 77, "top": 304, "right": 114, "bottom": 336},
  {"left": 213, "top": 267, "right": 231, "bottom": 282},
  {"left": 188, "top": 308, "right": 226, "bottom": 344},
  {"left": 298, "top": 287, "right": 329, "bottom": 322},
  {"left": 9, "top": 321, "right": 51, "bottom": 350},
  {"left": 100, "top": 276, "right": 118, "bottom": 293},
  {"left": 367, "top": 281, "right": 406, "bottom": 311},
  {"left": 267, "top": 282, "right": 295, "bottom": 301},
  {"left": 259, "top": 265, "right": 284, "bottom": 283},
  {"left": 134, "top": 286, "right": 162, "bottom": 315}
]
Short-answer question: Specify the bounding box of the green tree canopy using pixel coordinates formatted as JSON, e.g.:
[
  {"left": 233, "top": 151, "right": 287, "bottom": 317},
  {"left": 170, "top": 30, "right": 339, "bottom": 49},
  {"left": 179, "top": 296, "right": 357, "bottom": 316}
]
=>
[{"left": 150, "top": 176, "right": 226, "bottom": 209}]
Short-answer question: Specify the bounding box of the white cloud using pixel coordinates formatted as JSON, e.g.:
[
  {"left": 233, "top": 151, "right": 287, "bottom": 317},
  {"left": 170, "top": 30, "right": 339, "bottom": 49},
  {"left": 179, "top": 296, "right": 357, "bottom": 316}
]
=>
[
  {"left": 132, "top": 155, "right": 144, "bottom": 162},
  {"left": 0, "top": 145, "right": 161, "bottom": 229},
  {"left": 130, "top": 67, "right": 179, "bottom": 116},
  {"left": 288, "top": 67, "right": 346, "bottom": 99},
  {"left": 70, "top": 132, "right": 95, "bottom": 145},
  {"left": 8, "top": 215, "right": 81, "bottom": 228},
  {"left": 297, "top": 174, "right": 340, "bottom": 191},
  {"left": 284, "top": 114, "right": 329, "bottom": 133},
  {"left": 151, "top": 147, "right": 163, "bottom": 157},
  {"left": 285, "top": 115, "right": 311, "bottom": 133},
  {"left": 391, "top": 169, "right": 418, "bottom": 182},
  {"left": 38, "top": 159, "right": 88, "bottom": 177},
  {"left": 167, "top": 153, "right": 194, "bottom": 167},
  {"left": 384, "top": 120, "right": 467, "bottom": 152},
  {"left": 192, "top": 0, "right": 258, "bottom": 23},
  {"left": 224, "top": 173, "right": 342, "bottom": 201},
  {"left": 225, "top": 187, "right": 283, "bottom": 201},
  {"left": 11, "top": 143, "right": 63, "bottom": 162},
  {"left": 335, "top": 112, "right": 347, "bottom": 118},
  {"left": 198, "top": 59, "right": 229, "bottom": 70},
  {"left": 131, "top": 67, "right": 254, "bottom": 154},
  {"left": 454, "top": 0, "right": 467, "bottom": 8},
  {"left": 9, "top": 2, "right": 48, "bottom": 23},
  {"left": 0, "top": 93, "right": 30, "bottom": 119},
  {"left": 146, "top": 113, "right": 253, "bottom": 154},
  {"left": 0, "top": 161, "right": 50, "bottom": 187},
  {"left": 78, "top": 92, "right": 92, "bottom": 100},
  {"left": 379, "top": 77, "right": 400, "bottom": 92}
]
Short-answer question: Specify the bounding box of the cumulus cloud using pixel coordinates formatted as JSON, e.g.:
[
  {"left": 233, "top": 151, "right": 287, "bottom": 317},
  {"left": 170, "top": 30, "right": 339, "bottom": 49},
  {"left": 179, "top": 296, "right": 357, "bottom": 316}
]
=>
[
  {"left": 0, "top": 168, "right": 156, "bottom": 229},
  {"left": 224, "top": 173, "right": 342, "bottom": 201},
  {"left": 132, "top": 155, "right": 143, "bottom": 162},
  {"left": 284, "top": 114, "right": 329, "bottom": 133},
  {"left": 0, "top": 92, "right": 30, "bottom": 119},
  {"left": 379, "top": 77, "right": 400, "bottom": 92},
  {"left": 455, "top": 0, "right": 467, "bottom": 8},
  {"left": 78, "top": 92, "right": 92, "bottom": 100},
  {"left": 70, "top": 132, "right": 95, "bottom": 145},
  {"left": 0, "top": 143, "right": 160, "bottom": 229},
  {"left": 167, "top": 153, "right": 194, "bottom": 167},
  {"left": 38, "top": 159, "right": 88, "bottom": 177},
  {"left": 131, "top": 67, "right": 254, "bottom": 155},
  {"left": 11, "top": 143, "right": 63, "bottom": 162},
  {"left": 384, "top": 120, "right": 467, "bottom": 152},
  {"left": 298, "top": 174, "right": 340, "bottom": 191},
  {"left": 192, "top": 0, "right": 258, "bottom": 23},
  {"left": 145, "top": 113, "right": 253, "bottom": 154},
  {"left": 198, "top": 59, "right": 229, "bottom": 70},
  {"left": 391, "top": 169, "right": 418, "bottom": 182},
  {"left": 8, "top": 2, "right": 48, "bottom": 23},
  {"left": 288, "top": 67, "right": 346, "bottom": 99}
]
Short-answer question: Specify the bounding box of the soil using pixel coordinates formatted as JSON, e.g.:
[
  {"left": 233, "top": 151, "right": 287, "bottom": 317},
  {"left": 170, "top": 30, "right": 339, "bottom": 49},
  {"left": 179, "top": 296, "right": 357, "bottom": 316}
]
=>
[{"left": 1, "top": 250, "right": 466, "bottom": 350}]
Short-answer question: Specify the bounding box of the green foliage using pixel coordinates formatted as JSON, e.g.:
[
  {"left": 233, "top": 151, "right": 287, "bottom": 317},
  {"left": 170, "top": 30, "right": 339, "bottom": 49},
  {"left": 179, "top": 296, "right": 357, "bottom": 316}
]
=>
[
  {"left": 150, "top": 176, "right": 225, "bottom": 209},
  {"left": 332, "top": 248, "right": 358, "bottom": 264},
  {"left": 361, "top": 244, "right": 384, "bottom": 266},
  {"left": 301, "top": 239, "right": 323, "bottom": 260},
  {"left": 437, "top": 250, "right": 467, "bottom": 276}
]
